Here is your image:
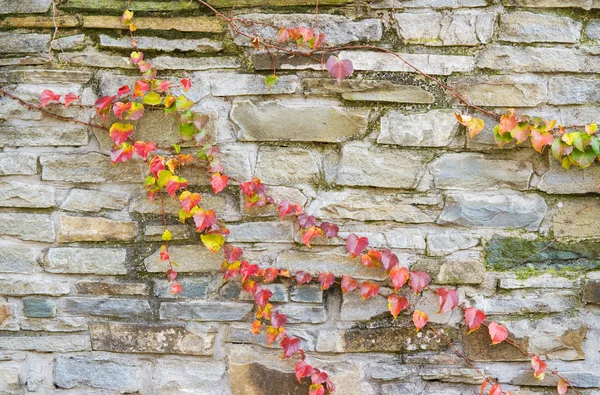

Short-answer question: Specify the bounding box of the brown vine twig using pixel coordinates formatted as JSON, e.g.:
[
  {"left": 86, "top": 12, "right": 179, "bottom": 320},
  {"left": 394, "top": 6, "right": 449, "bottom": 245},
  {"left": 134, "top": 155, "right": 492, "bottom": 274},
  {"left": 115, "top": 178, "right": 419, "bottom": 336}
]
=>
[{"left": 48, "top": 0, "right": 59, "bottom": 62}]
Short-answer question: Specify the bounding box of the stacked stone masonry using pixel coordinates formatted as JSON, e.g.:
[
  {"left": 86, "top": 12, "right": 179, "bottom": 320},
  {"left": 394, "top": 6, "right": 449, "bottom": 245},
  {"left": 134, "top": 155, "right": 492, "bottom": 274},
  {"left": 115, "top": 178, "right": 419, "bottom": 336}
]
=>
[{"left": 0, "top": 0, "right": 600, "bottom": 394}]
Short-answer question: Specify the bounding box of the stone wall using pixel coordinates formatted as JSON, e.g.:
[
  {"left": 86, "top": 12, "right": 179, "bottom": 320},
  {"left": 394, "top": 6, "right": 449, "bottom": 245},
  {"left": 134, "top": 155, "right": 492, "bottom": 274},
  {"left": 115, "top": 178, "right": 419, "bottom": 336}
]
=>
[{"left": 1, "top": 0, "right": 600, "bottom": 394}]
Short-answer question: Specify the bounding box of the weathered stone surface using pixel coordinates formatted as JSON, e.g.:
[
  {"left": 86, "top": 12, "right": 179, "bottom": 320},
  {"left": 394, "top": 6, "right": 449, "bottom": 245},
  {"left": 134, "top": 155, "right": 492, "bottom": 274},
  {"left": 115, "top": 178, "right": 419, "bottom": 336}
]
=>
[
  {"left": 0, "top": 181, "right": 54, "bottom": 208},
  {"left": 290, "top": 285, "right": 323, "bottom": 303},
  {"left": 463, "top": 326, "right": 529, "bottom": 361},
  {"left": 583, "top": 280, "right": 600, "bottom": 304},
  {"left": 51, "top": 34, "right": 86, "bottom": 50},
  {"left": 499, "top": 12, "right": 581, "bottom": 43},
  {"left": 509, "top": 369, "right": 600, "bottom": 388},
  {"left": 54, "top": 356, "right": 144, "bottom": 392},
  {"left": 553, "top": 199, "right": 600, "bottom": 239},
  {"left": 276, "top": 304, "right": 326, "bottom": 324},
  {"left": 99, "top": 34, "right": 222, "bottom": 53},
  {"left": 45, "top": 248, "right": 128, "bottom": 275},
  {"left": 0, "top": 277, "right": 70, "bottom": 296},
  {"left": 499, "top": 274, "right": 574, "bottom": 289},
  {"left": 0, "top": 213, "right": 55, "bottom": 242},
  {"left": 539, "top": 156, "right": 600, "bottom": 194},
  {"left": 61, "top": 189, "right": 129, "bottom": 212},
  {"left": 0, "top": 368, "right": 19, "bottom": 394},
  {"left": 0, "top": 124, "right": 89, "bottom": 147},
  {"left": 436, "top": 249, "right": 486, "bottom": 285},
  {"left": 21, "top": 316, "right": 88, "bottom": 332},
  {"left": 0, "top": 334, "right": 90, "bottom": 352},
  {"left": 395, "top": 11, "right": 495, "bottom": 46},
  {"left": 90, "top": 321, "right": 214, "bottom": 355},
  {"left": 502, "top": 0, "right": 597, "bottom": 9},
  {"left": 477, "top": 45, "right": 600, "bottom": 73},
  {"left": 59, "top": 297, "right": 152, "bottom": 318},
  {"left": 549, "top": 76, "right": 600, "bottom": 105},
  {"left": 233, "top": 100, "right": 368, "bottom": 142},
  {"left": 229, "top": 362, "right": 309, "bottom": 395},
  {"left": 255, "top": 147, "right": 321, "bottom": 185},
  {"left": 0, "top": 0, "right": 51, "bottom": 13},
  {"left": 41, "top": 153, "right": 145, "bottom": 183},
  {"left": 153, "top": 359, "right": 228, "bottom": 395},
  {"left": 427, "top": 230, "right": 479, "bottom": 256},
  {"left": 154, "top": 277, "right": 216, "bottom": 299},
  {"left": 234, "top": 14, "right": 381, "bottom": 47},
  {"left": 438, "top": 191, "right": 547, "bottom": 230},
  {"left": 82, "top": 16, "right": 222, "bottom": 32},
  {"left": 586, "top": 20, "right": 600, "bottom": 39},
  {"left": 310, "top": 190, "right": 442, "bottom": 223},
  {"left": 145, "top": 245, "right": 223, "bottom": 273},
  {"left": 75, "top": 281, "right": 150, "bottom": 296},
  {"left": 152, "top": 56, "right": 240, "bottom": 71},
  {"left": 145, "top": 225, "right": 193, "bottom": 241},
  {"left": 62, "top": 0, "right": 202, "bottom": 10},
  {"left": 0, "top": 153, "right": 37, "bottom": 175},
  {"left": 472, "top": 289, "right": 579, "bottom": 315},
  {"left": 23, "top": 298, "right": 56, "bottom": 317},
  {"left": 0, "top": 243, "right": 42, "bottom": 273},
  {"left": 448, "top": 74, "right": 547, "bottom": 107},
  {"left": 0, "top": 33, "right": 50, "bottom": 53},
  {"left": 58, "top": 216, "right": 137, "bottom": 242},
  {"left": 227, "top": 221, "right": 294, "bottom": 243},
  {"left": 0, "top": 15, "right": 80, "bottom": 29},
  {"left": 429, "top": 153, "right": 533, "bottom": 190},
  {"left": 336, "top": 143, "right": 434, "bottom": 188},
  {"left": 372, "top": 0, "right": 487, "bottom": 8},
  {"left": 159, "top": 301, "right": 253, "bottom": 321},
  {"left": 378, "top": 110, "right": 460, "bottom": 147},
  {"left": 338, "top": 50, "right": 475, "bottom": 75},
  {"left": 212, "top": 74, "right": 298, "bottom": 96}
]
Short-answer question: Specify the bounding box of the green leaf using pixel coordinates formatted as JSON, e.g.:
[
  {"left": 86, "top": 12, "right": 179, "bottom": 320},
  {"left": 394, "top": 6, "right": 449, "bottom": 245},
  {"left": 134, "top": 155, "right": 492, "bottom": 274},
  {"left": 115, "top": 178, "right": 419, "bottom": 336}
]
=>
[
  {"left": 570, "top": 147, "right": 596, "bottom": 168},
  {"left": 157, "top": 169, "right": 173, "bottom": 188},
  {"left": 265, "top": 74, "right": 279, "bottom": 89},
  {"left": 179, "top": 122, "right": 195, "bottom": 139},
  {"left": 142, "top": 92, "right": 162, "bottom": 106},
  {"left": 493, "top": 125, "right": 513, "bottom": 147},
  {"left": 162, "top": 229, "right": 172, "bottom": 241},
  {"left": 591, "top": 136, "right": 600, "bottom": 156},
  {"left": 175, "top": 95, "right": 193, "bottom": 111},
  {"left": 561, "top": 156, "right": 571, "bottom": 170},
  {"left": 173, "top": 144, "right": 181, "bottom": 154},
  {"left": 144, "top": 176, "right": 156, "bottom": 187}
]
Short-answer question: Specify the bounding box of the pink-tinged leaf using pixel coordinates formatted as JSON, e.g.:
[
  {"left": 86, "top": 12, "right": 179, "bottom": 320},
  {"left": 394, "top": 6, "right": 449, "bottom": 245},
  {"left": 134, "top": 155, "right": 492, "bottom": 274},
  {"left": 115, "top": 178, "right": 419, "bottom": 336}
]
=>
[
  {"left": 159, "top": 250, "right": 170, "bottom": 261},
  {"left": 113, "top": 102, "right": 132, "bottom": 119},
  {"left": 361, "top": 249, "right": 382, "bottom": 268},
  {"left": 193, "top": 209, "right": 217, "bottom": 233},
  {"left": 63, "top": 93, "right": 80, "bottom": 108},
  {"left": 179, "top": 191, "right": 201, "bottom": 214},
  {"left": 133, "top": 141, "right": 156, "bottom": 160},
  {"left": 341, "top": 275, "right": 358, "bottom": 293},
  {"left": 181, "top": 78, "right": 192, "bottom": 92},
  {"left": 110, "top": 143, "right": 134, "bottom": 164},
  {"left": 346, "top": 234, "right": 369, "bottom": 257},
  {"left": 166, "top": 268, "right": 177, "bottom": 282},
  {"left": 171, "top": 282, "right": 183, "bottom": 295},
  {"left": 298, "top": 212, "right": 316, "bottom": 229},
  {"left": 302, "top": 226, "right": 323, "bottom": 248},
  {"left": 277, "top": 200, "right": 302, "bottom": 220},
  {"left": 326, "top": 56, "right": 354, "bottom": 84},
  {"left": 488, "top": 322, "right": 508, "bottom": 345},
  {"left": 313, "top": 33, "right": 326, "bottom": 48},
  {"left": 464, "top": 307, "right": 486, "bottom": 333},
  {"left": 359, "top": 281, "right": 379, "bottom": 300},
  {"left": 149, "top": 156, "right": 164, "bottom": 177},
  {"left": 223, "top": 245, "right": 243, "bottom": 263},
  {"left": 253, "top": 287, "right": 273, "bottom": 307},
  {"left": 117, "top": 85, "right": 130, "bottom": 97},
  {"left": 166, "top": 176, "right": 188, "bottom": 197},
  {"left": 381, "top": 249, "right": 399, "bottom": 272},
  {"left": 557, "top": 378, "right": 568, "bottom": 395},
  {"left": 264, "top": 267, "right": 279, "bottom": 283},
  {"left": 295, "top": 271, "right": 312, "bottom": 286},
  {"left": 126, "top": 102, "right": 144, "bottom": 120},
  {"left": 489, "top": 383, "right": 502, "bottom": 395},
  {"left": 133, "top": 80, "right": 150, "bottom": 98},
  {"left": 531, "top": 355, "right": 547, "bottom": 380},
  {"left": 326, "top": 379, "right": 336, "bottom": 392},
  {"left": 40, "top": 89, "right": 61, "bottom": 108},
  {"left": 280, "top": 336, "right": 302, "bottom": 359},
  {"left": 271, "top": 310, "right": 287, "bottom": 329},
  {"left": 130, "top": 51, "right": 143, "bottom": 64},
  {"left": 320, "top": 222, "right": 339, "bottom": 238},
  {"left": 318, "top": 272, "right": 335, "bottom": 290},
  {"left": 412, "top": 310, "right": 428, "bottom": 331},
  {"left": 311, "top": 371, "right": 328, "bottom": 385},
  {"left": 499, "top": 109, "right": 517, "bottom": 135},
  {"left": 456, "top": 113, "right": 485, "bottom": 138},
  {"left": 295, "top": 361, "right": 314, "bottom": 382},
  {"left": 210, "top": 173, "right": 228, "bottom": 195},
  {"left": 95, "top": 95, "right": 114, "bottom": 111},
  {"left": 156, "top": 80, "right": 171, "bottom": 93},
  {"left": 511, "top": 122, "right": 531, "bottom": 143},
  {"left": 409, "top": 271, "right": 430, "bottom": 294},
  {"left": 531, "top": 130, "right": 555, "bottom": 153},
  {"left": 437, "top": 288, "right": 459, "bottom": 314},
  {"left": 278, "top": 27, "right": 290, "bottom": 42},
  {"left": 388, "top": 294, "right": 409, "bottom": 319},
  {"left": 389, "top": 265, "right": 409, "bottom": 292},
  {"left": 309, "top": 384, "right": 325, "bottom": 395}
]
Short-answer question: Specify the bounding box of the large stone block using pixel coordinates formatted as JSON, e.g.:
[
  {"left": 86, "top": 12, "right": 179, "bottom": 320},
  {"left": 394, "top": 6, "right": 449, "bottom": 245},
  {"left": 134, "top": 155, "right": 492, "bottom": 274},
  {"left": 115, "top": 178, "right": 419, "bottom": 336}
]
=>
[
  {"left": 0, "top": 243, "right": 42, "bottom": 273},
  {"left": 99, "top": 34, "right": 222, "bottom": 53},
  {"left": 501, "top": 0, "right": 598, "bottom": 8},
  {"left": 45, "top": 248, "right": 128, "bottom": 275},
  {"left": 0, "top": 277, "right": 70, "bottom": 296},
  {"left": 336, "top": 143, "right": 434, "bottom": 189},
  {"left": 23, "top": 298, "right": 56, "bottom": 317},
  {"left": 378, "top": 110, "right": 460, "bottom": 147},
  {"left": 21, "top": 316, "right": 87, "bottom": 332},
  {"left": 211, "top": 74, "right": 298, "bottom": 96},
  {"left": 229, "top": 361, "right": 309, "bottom": 395},
  {"left": 0, "top": 334, "right": 90, "bottom": 352},
  {"left": 0, "top": 0, "right": 51, "bottom": 13},
  {"left": 0, "top": 213, "right": 55, "bottom": 242},
  {"left": 539, "top": 155, "right": 600, "bottom": 194},
  {"left": 0, "top": 124, "right": 88, "bottom": 147},
  {"left": 90, "top": 321, "right": 214, "bottom": 355},
  {"left": 41, "top": 153, "right": 145, "bottom": 183},
  {"left": 438, "top": 191, "right": 547, "bottom": 230},
  {"left": 0, "top": 368, "right": 19, "bottom": 394},
  {"left": 549, "top": 76, "right": 600, "bottom": 105},
  {"left": 448, "top": 74, "right": 547, "bottom": 107},
  {"left": 0, "top": 153, "right": 37, "bottom": 175},
  {"left": 371, "top": 0, "right": 487, "bottom": 8},
  {"left": 153, "top": 277, "right": 216, "bottom": 299},
  {"left": 255, "top": 147, "right": 321, "bottom": 185},
  {"left": 58, "top": 297, "right": 152, "bottom": 318},
  {"left": 233, "top": 99, "right": 369, "bottom": 142},
  {"left": 499, "top": 12, "right": 581, "bottom": 43},
  {"left": 471, "top": 289, "right": 579, "bottom": 315},
  {"left": 153, "top": 359, "right": 228, "bottom": 395},
  {"left": 145, "top": 245, "right": 223, "bottom": 273},
  {"left": 61, "top": 189, "right": 129, "bottom": 212},
  {"left": 463, "top": 326, "right": 529, "bottom": 362},
  {"left": 276, "top": 303, "right": 326, "bottom": 324},
  {"left": 342, "top": 324, "right": 454, "bottom": 353},
  {"left": 553, "top": 198, "right": 600, "bottom": 239},
  {"left": 75, "top": 281, "right": 150, "bottom": 296},
  {"left": 58, "top": 216, "right": 137, "bottom": 242},
  {"left": 0, "top": 33, "right": 50, "bottom": 53},
  {"left": 54, "top": 356, "right": 144, "bottom": 392},
  {"left": 82, "top": 16, "right": 222, "bottom": 32},
  {"left": 159, "top": 301, "right": 253, "bottom": 321},
  {"left": 227, "top": 221, "right": 294, "bottom": 243},
  {"left": 583, "top": 280, "right": 600, "bottom": 304},
  {"left": 0, "top": 181, "right": 55, "bottom": 208}
]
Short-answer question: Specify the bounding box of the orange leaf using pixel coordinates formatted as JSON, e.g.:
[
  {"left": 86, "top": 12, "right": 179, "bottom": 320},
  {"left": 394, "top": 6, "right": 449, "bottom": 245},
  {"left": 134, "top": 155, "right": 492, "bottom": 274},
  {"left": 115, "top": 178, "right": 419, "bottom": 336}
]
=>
[
  {"left": 389, "top": 265, "right": 409, "bottom": 292},
  {"left": 359, "top": 281, "right": 379, "bottom": 300},
  {"left": 388, "top": 294, "right": 408, "bottom": 319},
  {"left": 531, "top": 129, "right": 555, "bottom": 153},
  {"left": 489, "top": 383, "right": 502, "bottom": 395},
  {"left": 412, "top": 310, "right": 428, "bottom": 331},
  {"left": 318, "top": 272, "right": 335, "bottom": 290},
  {"left": 531, "top": 355, "right": 547, "bottom": 380},
  {"left": 360, "top": 249, "right": 382, "bottom": 268},
  {"left": 499, "top": 109, "right": 517, "bottom": 135},
  {"left": 557, "top": 378, "right": 568, "bottom": 395},
  {"left": 251, "top": 319, "right": 262, "bottom": 334},
  {"left": 341, "top": 275, "right": 358, "bottom": 293}
]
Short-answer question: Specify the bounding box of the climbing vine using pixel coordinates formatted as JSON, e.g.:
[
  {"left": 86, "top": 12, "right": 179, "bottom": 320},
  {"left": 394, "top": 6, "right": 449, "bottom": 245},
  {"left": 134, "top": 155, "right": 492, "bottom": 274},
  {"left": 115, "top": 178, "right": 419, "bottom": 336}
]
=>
[{"left": 0, "top": 2, "right": 593, "bottom": 395}]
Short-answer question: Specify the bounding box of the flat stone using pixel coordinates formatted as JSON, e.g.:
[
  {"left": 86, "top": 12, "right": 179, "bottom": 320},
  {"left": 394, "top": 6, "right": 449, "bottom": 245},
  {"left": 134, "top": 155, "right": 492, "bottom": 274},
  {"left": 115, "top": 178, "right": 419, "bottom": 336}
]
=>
[
  {"left": 0, "top": 0, "right": 51, "bottom": 13},
  {"left": 276, "top": 304, "right": 326, "bottom": 324},
  {"left": 309, "top": 190, "right": 442, "bottom": 223},
  {"left": 499, "top": 274, "right": 574, "bottom": 289},
  {"left": 233, "top": 13, "right": 382, "bottom": 47},
  {"left": 338, "top": 50, "right": 475, "bottom": 75},
  {"left": 499, "top": 11, "right": 581, "bottom": 43},
  {"left": 549, "top": 76, "right": 600, "bottom": 105},
  {"left": 61, "top": 189, "right": 129, "bottom": 212},
  {"left": 0, "top": 15, "right": 81, "bottom": 29},
  {"left": 0, "top": 213, "right": 55, "bottom": 242},
  {"left": 227, "top": 221, "right": 294, "bottom": 243},
  {"left": 539, "top": 156, "right": 600, "bottom": 194},
  {"left": 0, "top": 277, "right": 70, "bottom": 296},
  {"left": 145, "top": 225, "right": 194, "bottom": 241},
  {"left": 0, "top": 125, "right": 88, "bottom": 147},
  {"left": 21, "top": 316, "right": 87, "bottom": 332},
  {"left": 23, "top": 298, "right": 56, "bottom": 317},
  {"left": 371, "top": 0, "right": 487, "bottom": 8},
  {"left": 0, "top": 153, "right": 37, "bottom": 175},
  {"left": 59, "top": 297, "right": 152, "bottom": 318},
  {"left": 429, "top": 153, "right": 533, "bottom": 191},
  {"left": 233, "top": 99, "right": 369, "bottom": 142},
  {"left": 336, "top": 143, "right": 434, "bottom": 189},
  {"left": 553, "top": 198, "right": 600, "bottom": 239},
  {"left": 427, "top": 230, "right": 479, "bottom": 257},
  {"left": 438, "top": 191, "right": 547, "bottom": 230},
  {"left": 58, "top": 216, "right": 137, "bottom": 242},
  {"left": 502, "top": 0, "right": 597, "bottom": 9},
  {"left": 90, "top": 321, "right": 214, "bottom": 355},
  {"left": 0, "top": 334, "right": 90, "bottom": 352},
  {"left": 436, "top": 249, "right": 486, "bottom": 285},
  {"left": 58, "top": 51, "right": 135, "bottom": 69},
  {"left": 62, "top": 0, "right": 200, "bottom": 10},
  {"left": 378, "top": 110, "right": 460, "bottom": 147},
  {"left": 153, "top": 359, "right": 228, "bottom": 395},
  {"left": 395, "top": 11, "right": 495, "bottom": 46},
  {"left": 159, "top": 301, "right": 253, "bottom": 321},
  {"left": 45, "top": 248, "right": 128, "bottom": 275},
  {"left": 448, "top": 74, "right": 548, "bottom": 107},
  {"left": 509, "top": 369, "right": 600, "bottom": 388},
  {"left": 0, "top": 368, "right": 19, "bottom": 394},
  {"left": 51, "top": 34, "right": 86, "bottom": 51},
  {"left": 290, "top": 285, "right": 323, "bottom": 303},
  {"left": 145, "top": 245, "right": 223, "bottom": 273},
  {"left": 0, "top": 243, "right": 42, "bottom": 273},
  {"left": 472, "top": 289, "right": 579, "bottom": 315},
  {"left": 75, "top": 281, "right": 150, "bottom": 296},
  {"left": 0, "top": 33, "right": 50, "bottom": 54},
  {"left": 54, "top": 356, "right": 144, "bottom": 392},
  {"left": 131, "top": 193, "right": 227, "bottom": 216},
  {"left": 583, "top": 280, "right": 600, "bottom": 304},
  {"left": 99, "top": 34, "right": 222, "bottom": 53},
  {"left": 153, "top": 277, "right": 215, "bottom": 299},
  {"left": 41, "top": 153, "right": 145, "bottom": 183},
  {"left": 463, "top": 326, "right": 529, "bottom": 361},
  {"left": 386, "top": 228, "right": 427, "bottom": 250},
  {"left": 229, "top": 362, "right": 309, "bottom": 395},
  {"left": 585, "top": 20, "right": 600, "bottom": 39},
  {"left": 211, "top": 74, "right": 298, "bottom": 96},
  {"left": 82, "top": 16, "right": 222, "bottom": 32},
  {"left": 255, "top": 147, "right": 321, "bottom": 185},
  {"left": 0, "top": 181, "right": 54, "bottom": 208},
  {"left": 152, "top": 56, "right": 240, "bottom": 71}
]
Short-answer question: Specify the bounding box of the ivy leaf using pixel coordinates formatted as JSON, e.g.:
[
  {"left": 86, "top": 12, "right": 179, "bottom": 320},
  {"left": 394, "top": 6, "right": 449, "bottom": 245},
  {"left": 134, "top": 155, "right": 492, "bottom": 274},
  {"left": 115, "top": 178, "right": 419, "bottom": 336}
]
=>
[
  {"left": 109, "top": 122, "right": 134, "bottom": 146},
  {"left": 511, "top": 122, "right": 531, "bottom": 143},
  {"left": 278, "top": 27, "right": 290, "bottom": 42},
  {"left": 493, "top": 125, "right": 513, "bottom": 147},
  {"left": 359, "top": 281, "right": 379, "bottom": 300},
  {"left": 436, "top": 287, "right": 459, "bottom": 314},
  {"left": 166, "top": 267, "right": 177, "bottom": 281},
  {"left": 409, "top": 271, "right": 430, "bottom": 294},
  {"left": 361, "top": 249, "right": 382, "bottom": 268},
  {"left": 586, "top": 123, "right": 598, "bottom": 135},
  {"left": 211, "top": 173, "right": 228, "bottom": 195},
  {"left": 263, "top": 267, "right": 279, "bottom": 283},
  {"left": 531, "top": 130, "right": 554, "bottom": 153},
  {"left": 326, "top": 55, "right": 354, "bottom": 85},
  {"left": 117, "top": 85, "right": 130, "bottom": 97},
  {"left": 381, "top": 249, "right": 399, "bottom": 272},
  {"left": 240, "top": 261, "right": 259, "bottom": 283},
  {"left": 251, "top": 320, "right": 262, "bottom": 335},
  {"left": 531, "top": 355, "right": 547, "bottom": 380},
  {"left": 126, "top": 102, "right": 145, "bottom": 120},
  {"left": 280, "top": 336, "right": 302, "bottom": 359},
  {"left": 253, "top": 287, "right": 273, "bottom": 307},
  {"left": 591, "top": 136, "right": 600, "bottom": 156},
  {"left": 193, "top": 209, "right": 217, "bottom": 233},
  {"left": 40, "top": 89, "right": 61, "bottom": 108},
  {"left": 165, "top": 176, "right": 188, "bottom": 197},
  {"left": 571, "top": 147, "right": 596, "bottom": 168},
  {"left": 302, "top": 226, "right": 323, "bottom": 248},
  {"left": 489, "top": 384, "right": 502, "bottom": 395},
  {"left": 295, "top": 271, "right": 312, "bottom": 286},
  {"left": 64, "top": 93, "right": 80, "bottom": 108},
  {"left": 133, "top": 80, "right": 149, "bottom": 98},
  {"left": 551, "top": 138, "right": 574, "bottom": 161},
  {"left": 388, "top": 294, "right": 408, "bottom": 319},
  {"left": 277, "top": 200, "right": 302, "bottom": 220},
  {"left": 95, "top": 95, "right": 115, "bottom": 120},
  {"left": 412, "top": 310, "right": 428, "bottom": 331},
  {"left": 161, "top": 229, "right": 172, "bottom": 241},
  {"left": 179, "top": 191, "right": 201, "bottom": 214},
  {"left": 143, "top": 92, "right": 162, "bottom": 106},
  {"left": 346, "top": 234, "right": 368, "bottom": 257},
  {"left": 266, "top": 326, "right": 284, "bottom": 345},
  {"left": 488, "top": 322, "right": 508, "bottom": 345},
  {"left": 295, "top": 361, "right": 314, "bottom": 382},
  {"left": 121, "top": 9, "right": 134, "bottom": 25},
  {"left": 456, "top": 113, "right": 485, "bottom": 138},
  {"left": 298, "top": 212, "right": 316, "bottom": 229},
  {"left": 309, "top": 384, "right": 325, "bottom": 395},
  {"left": 180, "top": 78, "right": 192, "bottom": 92},
  {"left": 319, "top": 222, "right": 339, "bottom": 238},
  {"left": 557, "top": 379, "right": 568, "bottom": 395},
  {"left": 271, "top": 310, "right": 287, "bottom": 328},
  {"left": 224, "top": 245, "right": 243, "bottom": 263},
  {"left": 171, "top": 282, "right": 183, "bottom": 295},
  {"left": 156, "top": 169, "right": 173, "bottom": 188},
  {"left": 265, "top": 74, "right": 279, "bottom": 89},
  {"left": 389, "top": 265, "right": 409, "bottom": 292},
  {"left": 499, "top": 109, "right": 517, "bottom": 135},
  {"left": 318, "top": 272, "right": 335, "bottom": 290},
  {"left": 341, "top": 275, "right": 358, "bottom": 293},
  {"left": 176, "top": 95, "right": 194, "bottom": 111},
  {"left": 130, "top": 51, "right": 143, "bottom": 64},
  {"left": 201, "top": 233, "right": 225, "bottom": 253},
  {"left": 113, "top": 102, "right": 131, "bottom": 119},
  {"left": 110, "top": 143, "right": 134, "bottom": 164},
  {"left": 464, "top": 307, "right": 486, "bottom": 333}
]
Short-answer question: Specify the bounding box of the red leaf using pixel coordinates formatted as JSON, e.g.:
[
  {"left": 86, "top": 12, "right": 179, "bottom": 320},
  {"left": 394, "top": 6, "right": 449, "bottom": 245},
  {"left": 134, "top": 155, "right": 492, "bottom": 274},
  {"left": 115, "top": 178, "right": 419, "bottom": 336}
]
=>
[
  {"left": 166, "top": 268, "right": 177, "bottom": 282},
  {"left": 326, "top": 380, "right": 336, "bottom": 392},
  {"left": 557, "top": 378, "right": 568, "bottom": 395},
  {"left": 295, "top": 271, "right": 312, "bottom": 286},
  {"left": 110, "top": 143, "right": 134, "bottom": 164},
  {"left": 388, "top": 294, "right": 409, "bottom": 319},
  {"left": 488, "top": 322, "right": 508, "bottom": 345},
  {"left": 359, "top": 281, "right": 379, "bottom": 300},
  {"left": 361, "top": 249, "right": 382, "bottom": 268},
  {"left": 251, "top": 320, "right": 262, "bottom": 334},
  {"left": 242, "top": 280, "right": 257, "bottom": 294},
  {"left": 409, "top": 271, "right": 430, "bottom": 294},
  {"left": 318, "top": 272, "right": 335, "bottom": 290},
  {"left": 133, "top": 80, "right": 149, "bottom": 98},
  {"left": 64, "top": 93, "right": 80, "bottom": 108},
  {"left": 389, "top": 265, "right": 409, "bottom": 292},
  {"left": 40, "top": 89, "right": 61, "bottom": 108},
  {"left": 437, "top": 287, "right": 459, "bottom": 314},
  {"left": 464, "top": 307, "right": 486, "bottom": 333},
  {"left": 302, "top": 226, "right": 323, "bottom": 248},
  {"left": 264, "top": 267, "right": 279, "bottom": 283},
  {"left": 193, "top": 209, "right": 217, "bottom": 233},
  {"left": 117, "top": 85, "right": 130, "bottom": 97},
  {"left": 95, "top": 95, "right": 115, "bottom": 120},
  {"left": 341, "top": 275, "right": 358, "bottom": 293},
  {"left": 278, "top": 200, "right": 303, "bottom": 220},
  {"left": 412, "top": 310, "right": 428, "bottom": 331},
  {"left": 224, "top": 245, "right": 243, "bottom": 263},
  {"left": 166, "top": 176, "right": 188, "bottom": 197},
  {"left": 253, "top": 287, "right": 273, "bottom": 307},
  {"left": 326, "top": 55, "right": 354, "bottom": 84},
  {"left": 489, "top": 383, "right": 502, "bottom": 395},
  {"left": 309, "top": 384, "right": 325, "bottom": 395},
  {"left": 113, "top": 102, "right": 132, "bottom": 119},
  {"left": 381, "top": 249, "right": 399, "bottom": 272},
  {"left": 211, "top": 173, "right": 228, "bottom": 195},
  {"left": 171, "top": 282, "right": 183, "bottom": 295},
  {"left": 271, "top": 310, "right": 287, "bottom": 328},
  {"left": 311, "top": 371, "right": 328, "bottom": 385},
  {"left": 298, "top": 212, "right": 316, "bottom": 228},
  {"left": 346, "top": 234, "right": 369, "bottom": 257},
  {"left": 179, "top": 191, "right": 201, "bottom": 214},
  {"left": 319, "top": 222, "right": 339, "bottom": 238},
  {"left": 240, "top": 261, "right": 259, "bottom": 283},
  {"left": 149, "top": 156, "right": 164, "bottom": 177},
  {"left": 280, "top": 336, "right": 302, "bottom": 359},
  {"left": 134, "top": 141, "right": 156, "bottom": 160},
  {"left": 181, "top": 78, "right": 192, "bottom": 92},
  {"left": 109, "top": 122, "right": 134, "bottom": 146},
  {"left": 480, "top": 380, "right": 487, "bottom": 395},
  {"left": 295, "top": 361, "right": 314, "bottom": 382},
  {"left": 159, "top": 250, "right": 170, "bottom": 261},
  {"left": 531, "top": 355, "right": 547, "bottom": 380}
]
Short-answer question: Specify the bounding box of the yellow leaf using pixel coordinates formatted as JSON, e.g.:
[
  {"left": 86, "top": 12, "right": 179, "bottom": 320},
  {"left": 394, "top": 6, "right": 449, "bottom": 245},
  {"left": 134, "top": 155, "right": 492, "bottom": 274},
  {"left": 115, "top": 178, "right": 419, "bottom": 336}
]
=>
[
  {"left": 162, "top": 229, "right": 172, "bottom": 241},
  {"left": 201, "top": 233, "right": 225, "bottom": 253}
]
